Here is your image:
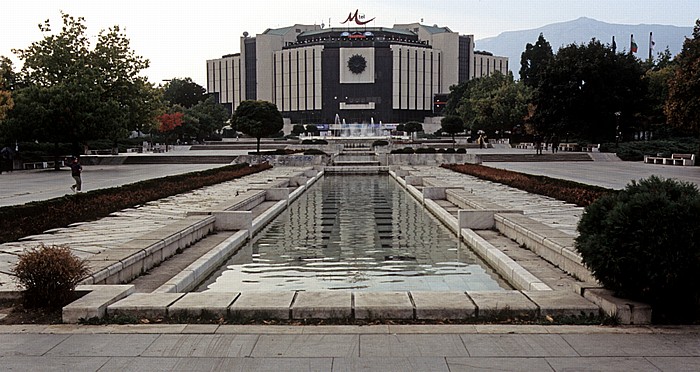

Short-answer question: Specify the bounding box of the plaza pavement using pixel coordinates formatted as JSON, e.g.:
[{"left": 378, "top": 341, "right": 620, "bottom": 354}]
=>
[{"left": 1, "top": 147, "right": 699, "bottom": 371}]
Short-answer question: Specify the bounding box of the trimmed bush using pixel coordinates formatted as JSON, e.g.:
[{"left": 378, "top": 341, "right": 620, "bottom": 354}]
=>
[
  {"left": 13, "top": 244, "right": 90, "bottom": 310},
  {"left": 576, "top": 176, "right": 700, "bottom": 323},
  {"left": 372, "top": 140, "right": 389, "bottom": 147},
  {"left": 303, "top": 149, "right": 328, "bottom": 155},
  {"left": 415, "top": 147, "right": 436, "bottom": 154}
]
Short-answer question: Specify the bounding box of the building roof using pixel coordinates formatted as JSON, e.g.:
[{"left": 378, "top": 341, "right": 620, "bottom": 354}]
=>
[
  {"left": 299, "top": 27, "right": 415, "bottom": 38},
  {"left": 263, "top": 26, "right": 294, "bottom": 36},
  {"left": 422, "top": 24, "right": 453, "bottom": 34}
]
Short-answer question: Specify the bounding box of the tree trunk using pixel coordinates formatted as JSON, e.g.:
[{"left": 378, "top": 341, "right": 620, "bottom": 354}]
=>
[
  {"left": 53, "top": 142, "right": 61, "bottom": 171},
  {"left": 256, "top": 137, "right": 261, "bottom": 154}
]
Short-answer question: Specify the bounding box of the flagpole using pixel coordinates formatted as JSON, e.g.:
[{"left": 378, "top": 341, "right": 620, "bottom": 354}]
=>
[
  {"left": 630, "top": 34, "right": 633, "bottom": 54},
  {"left": 649, "top": 32, "right": 653, "bottom": 60}
]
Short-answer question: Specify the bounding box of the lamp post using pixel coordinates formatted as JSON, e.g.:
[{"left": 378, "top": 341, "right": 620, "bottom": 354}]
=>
[{"left": 614, "top": 111, "right": 621, "bottom": 147}]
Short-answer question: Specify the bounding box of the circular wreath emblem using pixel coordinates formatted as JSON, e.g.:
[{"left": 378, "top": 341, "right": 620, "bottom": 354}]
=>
[{"left": 347, "top": 54, "right": 367, "bottom": 74}]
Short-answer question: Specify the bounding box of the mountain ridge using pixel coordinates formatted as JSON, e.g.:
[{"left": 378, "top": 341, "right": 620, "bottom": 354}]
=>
[{"left": 475, "top": 17, "right": 693, "bottom": 77}]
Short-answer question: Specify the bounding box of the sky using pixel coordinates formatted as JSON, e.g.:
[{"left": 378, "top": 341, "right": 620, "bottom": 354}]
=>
[{"left": 2, "top": 1, "right": 698, "bottom": 87}]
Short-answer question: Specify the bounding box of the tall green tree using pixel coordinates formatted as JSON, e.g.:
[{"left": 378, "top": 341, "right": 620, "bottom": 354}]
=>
[
  {"left": 4, "top": 13, "right": 157, "bottom": 165},
  {"left": 163, "top": 78, "right": 207, "bottom": 108},
  {"left": 188, "top": 95, "right": 229, "bottom": 141},
  {"left": 665, "top": 19, "right": 700, "bottom": 155},
  {"left": 531, "top": 39, "right": 646, "bottom": 142},
  {"left": 519, "top": 33, "right": 554, "bottom": 88},
  {"left": 232, "top": 100, "right": 283, "bottom": 153},
  {"left": 440, "top": 115, "right": 463, "bottom": 146},
  {"left": 456, "top": 72, "right": 531, "bottom": 136},
  {"left": 403, "top": 121, "right": 423, "bottom": 139}
]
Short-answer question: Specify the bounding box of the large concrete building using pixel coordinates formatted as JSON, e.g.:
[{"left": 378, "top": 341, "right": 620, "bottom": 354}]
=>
[{"left": 206, "top": 21, "right": 507, "bottom": 132}]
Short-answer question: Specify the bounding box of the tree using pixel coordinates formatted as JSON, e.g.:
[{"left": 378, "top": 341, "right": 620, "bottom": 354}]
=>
[
  {"left": 440, "top": 115, "right": 463, "bottom": 146},
  {"left": 305, "top": 124, "right": 318, "bottom": 136},
  {"left": 232, "top": 100, "right": 283, "bottom": 153},
  {"left": 5, "top": 13, "right": 157, "bottom": 166},
  {"left": 163, "top": 78, "right": 207, "bottom": 108},
  {"left": 665, "top": 19, "right": 700, "bottom": 155},
  {"left": 456, "top": 72, "right": 531, "bottom": 137},
  {"left": 188, "top": 95, "right": 229, "bottom": 141},
  {"left": 291, "top": 124, "right": 305, "bottom": 136},
  {"left": 519, "top": 33, "right": 554, "bottom": 88},
  {"left": 403, "top": 121, "right": 423, "bottom": 139},
  {"left": 531, "top": 39, "right": 646, "bottom": 142}
]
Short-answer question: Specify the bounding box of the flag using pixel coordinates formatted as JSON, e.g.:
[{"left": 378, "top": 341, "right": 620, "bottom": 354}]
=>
[
  {"left": 612, "top": 36, "right": 617, "bottom": 53},
  {"left": 649, "top": 32, "right": 655, "bottom": 60},
  {"left": 630, "top": 34, "right": 638, "bottom": 53}
]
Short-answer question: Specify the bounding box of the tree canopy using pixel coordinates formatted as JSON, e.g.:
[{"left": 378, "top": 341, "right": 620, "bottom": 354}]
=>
[
  {"left": 519, "top": 33, "right": 554, "bottom": 89},
  {"left": 440, "top": 115, "right": 463, "bottom": 145},
  {"left": 530, "top": 39, "right": 646, "bottom": 142},
  {"left": 1, "top": 12, "right": 158, "bottom": 160},
  {"left": 665, "top": 19, "right": 700, "bottom": 147},
  {"left": 162, "top": 78, "right": 207, "bottom": 108},
  {"left": 232, "top": 100, "right": 283, "bottom": 153}
]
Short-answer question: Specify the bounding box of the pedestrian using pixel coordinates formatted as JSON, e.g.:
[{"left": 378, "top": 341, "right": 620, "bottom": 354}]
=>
[
  {"left": 533, "top": 134, "right": 543, "bottom": 155},
  {"left": 69, "top": 157, "right": 83, "bottom": 193},
  {"left": 478, "top": 134, "right": 484, "bottom": 149},
  {"left": 1, "top": 146, "right": 14, "bottom": 174},
  {"left": 551, "top": 133, "right": 560, "bottom": 153}
]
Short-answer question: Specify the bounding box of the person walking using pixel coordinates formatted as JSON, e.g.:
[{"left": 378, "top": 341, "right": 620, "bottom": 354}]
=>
[
  {"left": 533, "top": 134, "right": 543, "bottom": 155},
  {"left": 69, "top": 157, "right": 83, "bottom": 192},
  {"left": 551, "top": 133, "right": 560, "bottom": 153}
]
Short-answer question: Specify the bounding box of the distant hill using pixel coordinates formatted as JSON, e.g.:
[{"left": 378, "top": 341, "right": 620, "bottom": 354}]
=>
[{"left": 475, "top": 17, "right": 693, "bottom": 78}]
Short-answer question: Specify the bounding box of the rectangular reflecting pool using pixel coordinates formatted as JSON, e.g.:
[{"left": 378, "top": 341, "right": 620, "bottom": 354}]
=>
[{"left": 196, "top": 175, "right": 511, "bottom": 292}]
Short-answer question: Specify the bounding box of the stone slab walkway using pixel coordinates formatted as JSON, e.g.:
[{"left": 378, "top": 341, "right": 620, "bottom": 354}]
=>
[{"left": 0, "top": 324, "right": 698, "bottom": 371}]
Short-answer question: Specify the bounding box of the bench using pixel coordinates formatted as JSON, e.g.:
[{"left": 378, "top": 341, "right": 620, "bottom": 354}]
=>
[
  {"left": 516, "top": 142, "right": 534, "bottom": 149},
  {"left": 559, "top": 143, "right": 581, "bottom": 152},
  {"left": 23, "top": 160, "right": 64, "bottom": 170},
  {"left": 644, "top": 153, "right": 696, "bottom": 166},
  {"left": 583, "top": 144, "right": 600, "bottom": 152},
  {"left": 88, "top": 149, "right": 113, "bottom": 155}
]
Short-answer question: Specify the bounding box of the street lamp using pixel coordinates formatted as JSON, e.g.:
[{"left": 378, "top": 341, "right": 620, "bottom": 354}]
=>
[{"left": 614, "top": 111, "right": 621, "bottom": 147}]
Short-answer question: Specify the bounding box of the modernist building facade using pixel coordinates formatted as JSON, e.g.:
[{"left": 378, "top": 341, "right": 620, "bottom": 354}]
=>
[{"left": 206, "top": 22, "right": 508, "bottom": 128}]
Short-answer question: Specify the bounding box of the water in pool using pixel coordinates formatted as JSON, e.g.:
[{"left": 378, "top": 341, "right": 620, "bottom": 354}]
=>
[{"left": 196, "top": 175, "right": 510, "bottom": 292}]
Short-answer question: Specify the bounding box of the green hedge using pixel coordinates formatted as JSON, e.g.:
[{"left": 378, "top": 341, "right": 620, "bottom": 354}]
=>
[
  {"left": 600, "top": 138, "right": 699, "bottom": 161},
  {"left": 576, "top": 176, "right": 700, "bottom": 323},
  {"left": 0, "top": 163, "right": 272, "bottom": 244}
]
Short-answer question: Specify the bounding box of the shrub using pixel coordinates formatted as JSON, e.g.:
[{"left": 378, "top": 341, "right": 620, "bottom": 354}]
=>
[
  {"left": 415, "top": 147, "right": 436, "bottom": 153},
  {"left": 13, "top": 244, "right": 90, "bottom": 310},
  {"left": 576, "top": 176, "right": 700, "bottom": 323},
  {"left": 372, "top": 140, "right": 389, "bottom": 147},
  {"left": 303, "top": 149, "right": 327, "bottom": 155},
  {"left": 456, "top": 148, "right": 467, "bottom": 153}
]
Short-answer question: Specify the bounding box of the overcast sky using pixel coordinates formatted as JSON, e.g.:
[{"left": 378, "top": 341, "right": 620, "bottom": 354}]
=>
[{"left": 3, "top": 1, "right": 698, "bottom": 87}]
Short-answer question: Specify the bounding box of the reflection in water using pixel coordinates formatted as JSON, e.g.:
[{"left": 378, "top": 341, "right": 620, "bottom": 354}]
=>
[{"left": 196, "top": 175, "right": 510, "bottom": 292}]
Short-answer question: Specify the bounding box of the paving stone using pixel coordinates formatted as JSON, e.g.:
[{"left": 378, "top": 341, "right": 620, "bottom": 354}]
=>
[
  {"left": 168, "top": 292, "right": 240, "bottom": 319},
  {"left": 229, "top": 291, "right": 295, "bottom": 320},
  {"left": 468, "top": 291, "right": 539, "bottom": 320},
  {"left": 523, "top": 290, "right": 599, "bottom": 318},
  {"left": 354, "top": 292, "right": 414, "bottom": 320},
  {"left": 460, "top": 334, "right": 579, "bottom": 357},
  {"left": 361, "top": 334, "right": 469, "bottom": 357},
  {"left": 0, "top": 334, "right": 70, "bottom": 356},
  {"left": 0, "top": 356, "right": 112, "bottom": 371},
  {"left": 107, "top": 293, "right": 185, "bottom": 319},
  {"left": 410, "top": 291, "right": 476, "bottom": 320},
  {"left": 142, "top": 334, "right": 258, "bottom": 357},
  {"left": 546, "top": 356, "right": 664, "bottom": 371},
  {"left": 561, "top": 334, "right": 691, "bottom": 356},
  {"left": 291, "top": 291, "right": 352, "bottom": 320},
  {"left": 333, "top": 357, "right": 449, "bottom": 371},
  {"left": 45, "top": 334, "right": 160, "bottom": 357},
  {"left": 251, "top": 334, "right": 359, "bottom": 357},
  {"left": 446, "top": 357, "right": 555, "bottom": 371}
]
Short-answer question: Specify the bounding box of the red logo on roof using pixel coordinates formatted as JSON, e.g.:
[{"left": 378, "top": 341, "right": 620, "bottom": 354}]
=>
[{"left": 341, "top": 9, "right": 375, "bottom": 26}]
